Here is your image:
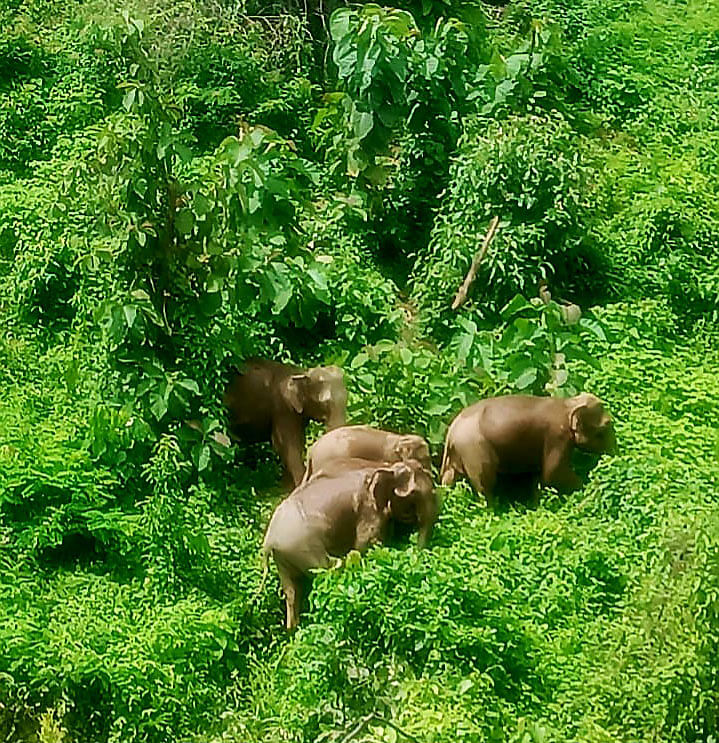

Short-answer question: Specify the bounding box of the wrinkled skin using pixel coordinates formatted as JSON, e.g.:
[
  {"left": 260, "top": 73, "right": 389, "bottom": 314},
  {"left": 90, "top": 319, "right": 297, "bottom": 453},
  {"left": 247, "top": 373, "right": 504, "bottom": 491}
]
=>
[
  {"left": 305, "top": 456, "right": 437, "bottom": 549},
  {"left": 263, "top": 461, "right": 433, "bottom": 628},
  {"left": 223, "top": 358, "right": 347, "bottom": 487},
  {"left": 301, "top": 425, "right": 432, "bottom": 484},
  {"left": 440, "top": 393, "right": 615, "bottom": 508}
]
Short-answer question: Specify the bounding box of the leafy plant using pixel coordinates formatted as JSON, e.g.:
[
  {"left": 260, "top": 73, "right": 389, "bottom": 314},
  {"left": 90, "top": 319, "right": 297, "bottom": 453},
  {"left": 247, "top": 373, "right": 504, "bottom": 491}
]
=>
[
  {"left": 470, "top": 18, "right": 567, "bottom": 117},
  {"left": 82, "top": 12, "right": 328, "bottom": 478},
  {"left": 449, "top": 294, "right": 605, "bottom": 396},
  {"left": 410, "top": 112, "right": 608, "bottom": 335},
  {"left": 1, "top": 1, "right": 719, "bottom": 742}
]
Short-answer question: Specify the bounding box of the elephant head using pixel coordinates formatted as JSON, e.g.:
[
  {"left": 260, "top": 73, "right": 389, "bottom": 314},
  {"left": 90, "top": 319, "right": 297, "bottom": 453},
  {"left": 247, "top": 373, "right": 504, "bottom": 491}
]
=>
[
  {"left": 569, "top": 393, "right": 615, "bottom": 454},
  {"left": 392, "top": 434, "right": 432, "bottom": 473},
  {"left": 281, "top": 366, "right": 347, "bottom": 429},
  {"left": 369, "top": 460, "right": 437, "bottom": 549}
]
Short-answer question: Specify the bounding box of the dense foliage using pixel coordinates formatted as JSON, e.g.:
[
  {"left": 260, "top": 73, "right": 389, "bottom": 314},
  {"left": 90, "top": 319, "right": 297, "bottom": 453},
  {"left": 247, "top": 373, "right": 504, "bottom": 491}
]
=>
[{"left": 0, "top": 0, "right": 717, "bottom": 741}]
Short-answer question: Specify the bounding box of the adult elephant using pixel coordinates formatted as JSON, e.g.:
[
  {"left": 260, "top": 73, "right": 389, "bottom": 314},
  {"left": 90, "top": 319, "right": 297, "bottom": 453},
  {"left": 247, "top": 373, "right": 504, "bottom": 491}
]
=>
[
  {"left": 223, "top": 359, "right": 347, "bottom": 487},
  {"left": 263, "top": 459, "right": 435, "bottom": 628},
  {"left": 440, "top": 393, "right": 615, "bottom": 508}
]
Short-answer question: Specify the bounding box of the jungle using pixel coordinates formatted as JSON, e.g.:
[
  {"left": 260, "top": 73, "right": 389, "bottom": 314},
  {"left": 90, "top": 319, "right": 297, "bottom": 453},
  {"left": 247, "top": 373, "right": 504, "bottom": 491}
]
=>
[{"left": 0, "top": 0, "right": 718, "bottom": 741}]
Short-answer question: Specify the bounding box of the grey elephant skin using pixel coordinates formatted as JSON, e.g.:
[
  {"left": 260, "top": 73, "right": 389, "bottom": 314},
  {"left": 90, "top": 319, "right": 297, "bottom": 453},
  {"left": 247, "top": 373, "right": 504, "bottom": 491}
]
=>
[
  {"left": 223, "top": 358, "right": 347, "bottom": 487},
  {"left": 302, "top": 425, "right": 432, "bottom": 484},
  {"left": 440, "top": 393, "right": 614, "bottom": 507},
  {"left": 263, "top": 460, "right": 435, "bottom": 628}
]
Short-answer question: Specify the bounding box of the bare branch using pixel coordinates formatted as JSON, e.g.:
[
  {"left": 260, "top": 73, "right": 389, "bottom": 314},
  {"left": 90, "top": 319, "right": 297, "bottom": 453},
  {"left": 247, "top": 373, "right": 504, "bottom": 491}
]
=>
[{"left": 451, "top": 215, "right": 501, "bottom": 311}]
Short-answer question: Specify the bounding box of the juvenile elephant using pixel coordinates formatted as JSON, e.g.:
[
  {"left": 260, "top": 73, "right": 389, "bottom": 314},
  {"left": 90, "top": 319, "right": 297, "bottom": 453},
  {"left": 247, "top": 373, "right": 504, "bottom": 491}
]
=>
[
  {"left": 263, "top": 460, "right": 434, "bottom": 628},
  {"left": 440, "top": 393, "right": 614, "bottom": 508},
  {"left": 304, "top": 457, "right": 437, "bottom": 549},
  {"left": 301, "top": 425, "right": 432, "bottom": 484},
  {"left": 223, "top": 359, "right": 347, "bottom": 487}
]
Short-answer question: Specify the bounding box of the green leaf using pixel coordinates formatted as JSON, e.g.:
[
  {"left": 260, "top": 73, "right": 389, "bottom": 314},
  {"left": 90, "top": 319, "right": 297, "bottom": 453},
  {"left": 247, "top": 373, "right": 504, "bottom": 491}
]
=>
[
  {"left": 123, "top": 305, "right": 137, "bottom": 329},
  {"left": 222, "top": 137, "right": 241, "bottom": 165},
  {"left": 250, "top": 128, "right": 266, "bottom": 147},
  {"left": 177, "top": 379, "right": 200, "bottom": 395},
  {"left": 456, "top": 332, "right": 473, "bottom": 361},
  {"left": 175, "top": 209, "right": 194, "bottom": 236},
  {"left": 308, "top": 267, "right": 328, "bottom": 290},
  {"left": 273, "top": 287, "right": 292, "bottom": 313},
  {"left": 193, "top": 191, "right": 211, "bottom": 216},
  {"left": 330, "top": 9, "right": 352, "bottom": 41},
  {"left": 193, "top": 444, "right": 211, "bottom": 472},
  {"left": 175, "top": 143, "right": 194, "bottom": 163},
  {"left": 580, "top": 318, "right": 607, "bottom": 342},
  {"left": 150, "top": 394, "right": 168, "bottom": 421},
  {"left": 514, "top": 367, "right": 538, "bottom": 389},
  {"left": 426, "top": 55, "right": 440, "bottom": 76},
  {"left": 351, "top": 109, "right": 374, "bottom": 140},
  {"left": 457, "top": 678, "right": 474, "bottom": 694},
  {"left": 501, "top": 294, "right": 534, "bottom": 319},
  {"left": 122, "top": 88, "right": 136, "bottom": 111},
  {"left": 351, "top": 352, "right": 369, "bottom": 368}
]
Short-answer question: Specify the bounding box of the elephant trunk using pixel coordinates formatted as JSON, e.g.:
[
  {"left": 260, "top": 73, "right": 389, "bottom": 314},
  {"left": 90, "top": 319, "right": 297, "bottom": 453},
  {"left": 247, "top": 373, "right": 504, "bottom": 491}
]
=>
[{"left": 326, "top": 407, "right": 346, "bottom": 431}]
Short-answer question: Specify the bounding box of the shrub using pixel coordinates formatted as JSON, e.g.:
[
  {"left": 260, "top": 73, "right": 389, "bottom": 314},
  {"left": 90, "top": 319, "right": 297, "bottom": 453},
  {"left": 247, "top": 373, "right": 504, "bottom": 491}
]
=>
[
  {"left": 409, "top": 112, "right": 609, "bottom": 336},
  {"left": 0, "top": 574, "right": 246, "bottom": 743}
]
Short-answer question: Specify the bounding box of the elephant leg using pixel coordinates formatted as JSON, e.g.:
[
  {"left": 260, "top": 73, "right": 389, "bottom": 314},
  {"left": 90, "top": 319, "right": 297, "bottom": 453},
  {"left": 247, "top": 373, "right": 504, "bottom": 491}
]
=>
[
  {"left": 528, "top": 477, "right": 541, "bottom": 508},
  {"left": 466, "top": 461, "right": 498, "bottom": 509},
  {"left": 441, "top": 464, "right": 458, "bottom": 487},
  {"left": 416, "top": 494, "right": 438, "bottom": 549},
  {"left": 542, "top": 442, "right": 581, "bottom": 492},
  {"left": 458, "top": 439, "right": 498, "bottom": 508},
  {"left": 440, "top": 440, "right": 460, "bottom": 486},
  {"left": 278, "top": 568, "right": 302, "bottom": 630}
]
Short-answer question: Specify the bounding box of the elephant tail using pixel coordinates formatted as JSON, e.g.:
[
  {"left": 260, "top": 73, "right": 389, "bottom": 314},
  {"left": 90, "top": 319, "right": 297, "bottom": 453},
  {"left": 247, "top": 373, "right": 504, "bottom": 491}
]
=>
[
  {"left": 439, "top": 435, "right": 457, "bottom": 487},
  {"left": 299, "top": 462, "right": 312, "bottom": 487},
  {"left": 299, "top": 445, "right": 315, "bottom": 487},
  {"left": 249, "top": 538, "right": 273, "bottom": 610}
]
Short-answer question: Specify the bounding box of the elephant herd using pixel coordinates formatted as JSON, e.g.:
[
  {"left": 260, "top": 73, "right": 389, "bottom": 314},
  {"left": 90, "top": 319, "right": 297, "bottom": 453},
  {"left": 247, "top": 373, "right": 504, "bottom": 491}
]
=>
[{"left": 224, "top": 358, "right": 615, "bottom": 628}]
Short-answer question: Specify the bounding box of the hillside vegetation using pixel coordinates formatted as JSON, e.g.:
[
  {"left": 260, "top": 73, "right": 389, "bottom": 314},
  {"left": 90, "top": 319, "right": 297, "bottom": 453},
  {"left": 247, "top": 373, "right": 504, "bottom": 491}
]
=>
[{"left": 0, "top": 0, "right": 718, "bottom": 741}]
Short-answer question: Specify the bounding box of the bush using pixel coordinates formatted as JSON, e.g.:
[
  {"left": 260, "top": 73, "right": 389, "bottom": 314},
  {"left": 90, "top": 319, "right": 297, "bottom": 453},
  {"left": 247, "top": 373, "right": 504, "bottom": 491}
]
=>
[
  {"left": 0, "top": 574, "right": 246, "bottom": 743},
  {"left": 591, "top": 154, "right": 719, "bottom": 328},
  {"left": 0, "top": 21, "right": 116, "bottom": 173},
  {"left": 409, "top": 112, "right": 609, "bottom": 336},
  {"left": 177, "top": 18, "right": 316, "bottom": 154},
  {"left": 2, "top": 1, "right": 719, "bottom": 742}
]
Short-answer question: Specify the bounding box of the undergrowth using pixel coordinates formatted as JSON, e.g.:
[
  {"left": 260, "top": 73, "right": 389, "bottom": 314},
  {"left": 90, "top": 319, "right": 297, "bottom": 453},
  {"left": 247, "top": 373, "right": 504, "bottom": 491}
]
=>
[{"left": 0, "top": 0, "right": 717, "bottom": 741}]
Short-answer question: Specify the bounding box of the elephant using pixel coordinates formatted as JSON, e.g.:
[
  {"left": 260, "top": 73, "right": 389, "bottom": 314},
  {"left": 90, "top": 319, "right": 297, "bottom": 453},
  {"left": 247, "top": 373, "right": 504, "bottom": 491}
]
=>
[
  {"left": 262, "top": 460, "right": 435, "bottom": 628},
  {"left": 303, "top": 456, "right": 437, "bottom": 549},
  {"left": 301, "top": 425, "right": 432, "bottom": 485},
  {"left": 440, "top": 393, "right": 614, "bottom": 508},
  {"left": 223, "top": 359, "right": 347, "bottom": 487}
]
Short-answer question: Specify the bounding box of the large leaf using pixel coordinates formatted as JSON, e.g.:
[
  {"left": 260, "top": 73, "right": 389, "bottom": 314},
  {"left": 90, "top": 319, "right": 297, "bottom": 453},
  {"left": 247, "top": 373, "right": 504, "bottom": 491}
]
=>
[{"left": 351, "top": 109, "right": 374, "bottom": 140}]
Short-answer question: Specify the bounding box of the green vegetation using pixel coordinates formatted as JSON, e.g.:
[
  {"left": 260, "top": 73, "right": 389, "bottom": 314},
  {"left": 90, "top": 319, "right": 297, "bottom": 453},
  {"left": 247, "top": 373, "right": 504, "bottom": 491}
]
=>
[{"left": 1, "top": 0, "right": 717, "bottom": 741}]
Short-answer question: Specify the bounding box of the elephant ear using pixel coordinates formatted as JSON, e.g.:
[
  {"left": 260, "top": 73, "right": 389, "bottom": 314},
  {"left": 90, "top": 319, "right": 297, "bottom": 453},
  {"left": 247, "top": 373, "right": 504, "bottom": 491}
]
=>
[
  {"left": 368, "top": 468, "right": 395, "bottom": 511},
  {"left": 569, "top": 393, "right": 601, "bottom": 446},
  {"left": 393, "top": 437, "right": 431, "bottom": 472},
  {"left": 390, "top": 461, "right": 415, "bottom": 499},
  {"left": 282, "top": 374, "right": 308, "bottom": 414},
  {"left": 392, "top": 437, "right": 415, "bottom": 460}
]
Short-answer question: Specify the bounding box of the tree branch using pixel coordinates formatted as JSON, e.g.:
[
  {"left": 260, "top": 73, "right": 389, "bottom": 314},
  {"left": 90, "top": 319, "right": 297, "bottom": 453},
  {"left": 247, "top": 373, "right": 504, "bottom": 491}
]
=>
[
  {"left": 451, "top": 215, "right": 501, "bottom": 310},
  {"left": 338, "top": 714, "right": 374, "bottom": 743}
]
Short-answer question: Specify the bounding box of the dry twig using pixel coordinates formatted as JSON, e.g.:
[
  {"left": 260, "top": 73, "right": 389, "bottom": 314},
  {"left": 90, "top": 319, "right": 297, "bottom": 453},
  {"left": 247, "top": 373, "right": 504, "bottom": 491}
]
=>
[{"left": 451, "top": 215, "right": 501, "bottom": 310}]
